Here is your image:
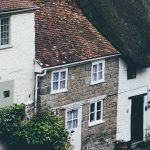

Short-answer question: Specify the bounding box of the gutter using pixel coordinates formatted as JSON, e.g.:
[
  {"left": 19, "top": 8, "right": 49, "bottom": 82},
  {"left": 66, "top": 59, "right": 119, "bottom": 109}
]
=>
[
  {"left": 0, "top": 7, "right": 38, "bottom": 16},
  {"left": 42, "top": 53, "right": 121, "bottom": 70},
  {"left": 34, "top": 53, "right": 120, "bottom": 113}
]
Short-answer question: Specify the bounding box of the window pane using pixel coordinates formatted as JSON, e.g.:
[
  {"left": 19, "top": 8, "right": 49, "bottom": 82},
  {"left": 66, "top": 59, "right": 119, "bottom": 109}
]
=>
[
  {"left": 60, "top": 80, "right": 65, "bottom": 89},
  {"left": 53, "top": 82, "right": 58, "bottom": 90},
  {"left": 99, "top": 63, "right": 102, "bottom": 71},
  {"left": 60, "top": 71, "right": 66, "bottom": 80},
  {"left": 73, "top": 119, "right": 78, "bottom": 128},
  {"left": 73, "top": 110, "right": 78, "bottom": 119},
  {"left": 53, "top": 72, "right": 59, "bottom": 81},
  {"left": 67, "top": 110, "right": 78, "bottom": 129},
  {"left": 67, "top": 121, "right": 72, "bottom": 130},
  {"left": 2, "top": 39, "right": 8, "bottom": 45},
  {"left": 90, "top": 103, "right": 95, "bottom": 112},
  {"left": 97, "top": 101, "right": 101, "bottom": 111},
  {"left": 92, "top": 73, "right": 97, "bottom": 81},
  {"left": 97, "top": 111, "right": 101, "bottom": 120},
  {"left": 93, "top": 65, "right": 97, "bottom": 72},
  {"left": 67, "top": 111, "right": 72, "bottom": 120},
  {"left": 3, "top": 25, "right": 8, "bottom": 31},
  {"left": 98, "top": 72, "right": 102, "bottom": 80},
  {"left": 90, "top": 113, "right": 95, "bottom": 122}
]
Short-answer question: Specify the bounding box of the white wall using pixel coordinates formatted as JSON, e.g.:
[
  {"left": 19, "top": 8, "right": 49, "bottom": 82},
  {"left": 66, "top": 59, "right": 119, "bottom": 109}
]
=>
[
  {"left": 0, "top": 12, "right": 35, "bottom": 106},
  {"left": 117, "top": 58, "right": 150, "bottom": 141}
]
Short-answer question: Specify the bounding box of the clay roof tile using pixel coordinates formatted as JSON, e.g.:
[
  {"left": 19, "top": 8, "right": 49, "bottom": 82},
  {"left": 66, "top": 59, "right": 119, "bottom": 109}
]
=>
[{"left": 32, "top": 0, "right": 119, "bottom": 67}]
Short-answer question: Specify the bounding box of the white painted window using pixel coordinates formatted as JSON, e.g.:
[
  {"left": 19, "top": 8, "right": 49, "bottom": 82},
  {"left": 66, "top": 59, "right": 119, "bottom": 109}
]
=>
[
  {"left": 51, "top": 68, "right": 68, "bottom": 94},
  {"left": 0, "top": 17, "right": 10, "bottom": 46},
  {"left": 89, "top": 100, "right": 104, "bottom": 126},
  {"left": 91, "top": 60, "right": 105, "bottom": 85},
  {"left": 67, "top": 109, "right": 78, "bottom": 130}
]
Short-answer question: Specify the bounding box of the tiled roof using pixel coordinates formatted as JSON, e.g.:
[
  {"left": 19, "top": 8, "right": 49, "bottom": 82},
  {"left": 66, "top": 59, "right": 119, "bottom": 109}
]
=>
[
  {"left": 32, "top": 0, "right": 119, "bottom": 68},
  {"left": 0, "top": 0, "right": 36, "bottom": 13}
]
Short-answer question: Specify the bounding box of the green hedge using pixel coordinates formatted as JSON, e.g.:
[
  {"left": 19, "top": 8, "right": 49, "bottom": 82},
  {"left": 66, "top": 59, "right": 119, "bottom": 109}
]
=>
[{"left": 0, "top": 104, "right": 69, "bottom": 150}]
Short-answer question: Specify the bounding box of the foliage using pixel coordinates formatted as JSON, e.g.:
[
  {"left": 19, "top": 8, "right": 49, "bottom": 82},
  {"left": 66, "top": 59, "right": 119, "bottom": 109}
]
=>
[
  {"left": 15, "top": 112, "right": 69, "bottom": 150},
  {"left": 0, "top": 104, "right": 25, "bottom": 144},
  {"left": 0, "top": 104, "right": 69, "bottom": 150},
  {"left": 114, "top": 139, "right": 125, "bottom": 145}
]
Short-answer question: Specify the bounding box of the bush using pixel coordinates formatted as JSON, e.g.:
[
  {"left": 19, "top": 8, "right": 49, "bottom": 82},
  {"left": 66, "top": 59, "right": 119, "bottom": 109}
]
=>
[
  {"left": 0, "top": 104, "right": 69, "bottom": 150},
  {"left": 0, "top": 104, "right": 25, "bottom": 144}
]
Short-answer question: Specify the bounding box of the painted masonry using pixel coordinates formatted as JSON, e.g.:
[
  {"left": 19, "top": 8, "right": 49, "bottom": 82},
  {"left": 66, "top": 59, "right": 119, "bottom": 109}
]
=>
[
  {"left": 0, "top": 1, "right": 36, "bottom": 150},
  {"left": 0, "top": 2, "right": 36, "bottom": 108},
  {"left": 117, "top": 58, "right": 150, "bottom": 143}
]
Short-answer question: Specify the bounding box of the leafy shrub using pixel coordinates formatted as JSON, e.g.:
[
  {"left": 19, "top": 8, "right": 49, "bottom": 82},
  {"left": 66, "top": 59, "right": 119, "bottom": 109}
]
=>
[
  {"left": 15, "top": 112, "right": 69, "bottom": 149},
  {"left": 0, "top": 104, "right": 25, "bottom": 144},
  {"left": 0, "top": 104, "right": 69, "bottom": 150}
]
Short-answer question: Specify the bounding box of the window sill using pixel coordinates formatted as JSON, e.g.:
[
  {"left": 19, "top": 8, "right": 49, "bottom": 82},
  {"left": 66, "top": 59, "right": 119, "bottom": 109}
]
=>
[
  {"left": 0, "top": 45, "right": 13, "bottom": 50},
  {"left": 89, "top": 120, "right": 105, "bottom": 127},
  {"left": 90, "top": 80, "right": 105, "bottom": 85},
  {"left": 127, "top": 78, "right": 136, "bottom": 80},
  {"left": 51, "top": 89, "right": 68, "bottom": 95}
]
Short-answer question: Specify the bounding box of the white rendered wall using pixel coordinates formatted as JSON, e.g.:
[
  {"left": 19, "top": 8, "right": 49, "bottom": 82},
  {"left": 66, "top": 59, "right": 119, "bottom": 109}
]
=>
[
  {"left": 117, "top": 58, "right": 150, "bottom": 141},
  {"left": 0, "top": 12, "right": 35, "bottom": 106}
]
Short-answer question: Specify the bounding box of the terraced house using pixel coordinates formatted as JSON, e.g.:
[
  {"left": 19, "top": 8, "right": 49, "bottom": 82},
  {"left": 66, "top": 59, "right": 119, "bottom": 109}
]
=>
[
  {"left": 0, "top": 1, "right": 36, "bottom": 108},
  {"left": 33, "top": 0, "right": 120, "bottom": 149}
]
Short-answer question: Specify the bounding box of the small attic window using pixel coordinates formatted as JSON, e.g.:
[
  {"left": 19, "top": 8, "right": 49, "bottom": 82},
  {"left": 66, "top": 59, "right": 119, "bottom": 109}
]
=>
[{"left": 127, "top": 66, "right": 136, "bottom": 80}]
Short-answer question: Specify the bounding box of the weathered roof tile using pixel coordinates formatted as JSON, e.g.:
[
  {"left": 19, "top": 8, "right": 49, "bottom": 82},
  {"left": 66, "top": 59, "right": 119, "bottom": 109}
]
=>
[
  {"left": 33, "top": 0, "right": 119, "bottom": 67},
  {"left": 0, "top": 0, "right": 36, "bottom": 12}
]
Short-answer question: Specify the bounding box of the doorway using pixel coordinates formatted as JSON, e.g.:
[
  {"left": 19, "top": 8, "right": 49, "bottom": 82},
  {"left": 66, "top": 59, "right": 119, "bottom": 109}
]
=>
[
  {"left": 131, "top": 95, "right": 144, "bottom": 142},
  {"left": 66, "top": 106, "right": 82, "bottom": 150}
]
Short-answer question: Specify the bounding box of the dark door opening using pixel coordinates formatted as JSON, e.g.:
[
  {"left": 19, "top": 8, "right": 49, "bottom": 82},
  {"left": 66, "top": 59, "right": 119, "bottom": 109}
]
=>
[{"left": 131, "top": 95, "right": 144, "bottom": 142}]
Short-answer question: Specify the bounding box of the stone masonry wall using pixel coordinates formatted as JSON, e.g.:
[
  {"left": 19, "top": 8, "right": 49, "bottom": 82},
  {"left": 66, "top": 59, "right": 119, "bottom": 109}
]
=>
[{"left": 37, "top": 57, "right": 119, "bottom": 149}]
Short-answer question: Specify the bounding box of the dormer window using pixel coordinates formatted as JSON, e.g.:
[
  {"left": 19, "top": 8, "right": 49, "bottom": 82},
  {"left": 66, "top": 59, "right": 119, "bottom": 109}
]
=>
[{"left": 0, "top": 17, "right": 10, "bottom": 46}]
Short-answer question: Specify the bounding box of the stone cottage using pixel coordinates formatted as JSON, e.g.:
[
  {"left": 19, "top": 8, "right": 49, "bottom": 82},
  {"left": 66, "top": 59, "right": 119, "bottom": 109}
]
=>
[
  {"left": 0, "top": 0, "right": 36, "bottom": 108},
  {"left": 33, "top": 0, "right": 120, "bottom": 149}
]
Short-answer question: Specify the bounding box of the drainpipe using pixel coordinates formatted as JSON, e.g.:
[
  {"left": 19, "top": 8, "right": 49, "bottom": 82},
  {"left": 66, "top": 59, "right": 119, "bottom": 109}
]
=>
[{"left": 35, "top": 70, "right": 47, "bottom": 114}]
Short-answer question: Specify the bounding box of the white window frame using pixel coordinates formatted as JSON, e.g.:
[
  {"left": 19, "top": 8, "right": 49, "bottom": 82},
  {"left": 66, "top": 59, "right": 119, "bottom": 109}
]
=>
[
  {"left": 89, "top": 97, "right": 104, "bottom": 127},
  {"left": 0, "top": 17, "right": 11, "bottom": 49},
  {"left": 91, "top": 60, "right": 105, "bottom": 85},
  {"left": 51, "top": 68, "right": 68, "bottom": 94}
]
